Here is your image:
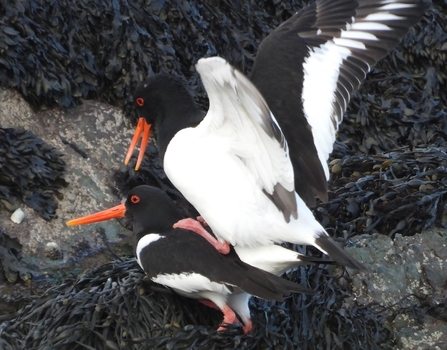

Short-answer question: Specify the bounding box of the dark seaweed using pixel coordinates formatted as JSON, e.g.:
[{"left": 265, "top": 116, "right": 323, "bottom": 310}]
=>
[
  {"left": 0, "top": 258, "right": 394, "bottom": 350},
  {"left": 0, "top": 128, "right": 67, "bottom": 220}
]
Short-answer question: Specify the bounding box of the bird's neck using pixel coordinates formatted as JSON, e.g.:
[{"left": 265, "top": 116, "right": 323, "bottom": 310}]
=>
[
  {"left": 131, "top": 209, "right": 184, "bottom": 255},
  {"left": 156, "top": 101, "right": 205, "bottom": 161}
]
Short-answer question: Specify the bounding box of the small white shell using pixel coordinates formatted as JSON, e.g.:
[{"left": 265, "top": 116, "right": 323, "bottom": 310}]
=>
[{"left": 11, "top": 208, "right": 25, "bottom": 224}]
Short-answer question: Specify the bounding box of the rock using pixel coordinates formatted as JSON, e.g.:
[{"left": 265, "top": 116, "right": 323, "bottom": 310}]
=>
[
  {"left": 43, "top": 242, "right": 63, "bottom": 261},
  {"left": 395, "top": 314, "right": 447, "bottom": 350},
  {"left": 10, "top": 208, "right": 25, "bottom": 224},
  {"left": 0, "top": 88, "right": 134, "bottom": 275},
  {"left": 344, "top": 229, "right": 447, "bottom": 349}
]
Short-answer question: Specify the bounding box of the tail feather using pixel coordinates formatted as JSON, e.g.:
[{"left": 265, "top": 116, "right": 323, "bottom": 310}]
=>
[
  {"left": 296, "top": 253, "right": 336, "bottom": 265},
  {"left": 250, "top": 273, "right": 316, "bottom": 301},
  {"left": 314, "top": 235, "right": 366, "bottom": 271},
  {"left": 233, "top": 261, "right": 316, "bottom": 301}
]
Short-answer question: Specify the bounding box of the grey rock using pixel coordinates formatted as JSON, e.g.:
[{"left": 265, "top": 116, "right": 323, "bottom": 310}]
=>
[
  {"left": 344, "top": 229, "right": 447, "bottom": 349},
  {"left": 43, "top": 242, "right": 63, "bottom": 261},
  {"left": 0, "top": 87, "right": 132, "bottom": 273}
]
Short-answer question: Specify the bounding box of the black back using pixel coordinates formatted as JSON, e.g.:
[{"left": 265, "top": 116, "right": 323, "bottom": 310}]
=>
[{"left": 126, "top": 186, "right": 315, "bottom": 300}]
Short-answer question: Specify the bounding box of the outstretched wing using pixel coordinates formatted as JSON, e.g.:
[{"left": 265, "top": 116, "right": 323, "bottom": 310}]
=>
[
  {"left": 196, "top": 57, "right": 298, "bottom": 222},
  {"left": 251, "top": 0, "right": 428, "bottom": 206}
]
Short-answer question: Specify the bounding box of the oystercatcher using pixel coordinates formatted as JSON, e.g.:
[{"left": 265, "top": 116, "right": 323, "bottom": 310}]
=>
[
  {"left": 124, "top": 0, "right": 427, "bottom": 269},
  {"left": 67, "top": 185, "right": 318, "bottom": 333}
]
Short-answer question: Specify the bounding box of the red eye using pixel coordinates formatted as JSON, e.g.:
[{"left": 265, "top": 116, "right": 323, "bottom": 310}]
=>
[
  {"left": 136, "top": 97, "right": 144, "bottom": 107},
  {"left": 131, "top": 195, "right": 140, "bottom": 204}
]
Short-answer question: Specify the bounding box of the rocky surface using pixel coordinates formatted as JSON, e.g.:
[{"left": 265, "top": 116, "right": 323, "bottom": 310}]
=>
[
  {"left": 1, "top": 86, "right": 446, "bottom": 349},
  {"left": 344, "top": 229, "right": 447, "bottom": 349},
  {"left": 0, "top": 0, "right": 446, "bottom": 349},
  {"left": 0, "top": 88, "right": 134, "bottom": 279}
]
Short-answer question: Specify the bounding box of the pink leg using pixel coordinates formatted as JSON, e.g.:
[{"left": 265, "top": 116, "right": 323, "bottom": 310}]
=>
[
  {"left": 201, "top": 300, "right": 249, "bottom": 333},
  {"left": 173, "top": 218, "right": 230, "bottom": 254},
  {"left": 242, "top": 320, "right": 253, "bottom": 334},
  {"left": 199, "top": 299, "right": 220, "bottom": 310},
  {"left": 217, "top": 305, "right": 239, "bottom": 332}
]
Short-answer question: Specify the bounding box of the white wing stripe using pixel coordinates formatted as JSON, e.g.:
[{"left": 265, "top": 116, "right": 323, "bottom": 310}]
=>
[
  {"left": 301, "top": 1, "right": 421, "bottom": 179},
  {"left": 302, "top": 42, "right": 351, "bottom": 178},
  {"left": 379, "top": 3, "right": 416, "bottom": 10},
  {"left": 350, "top": 22, "right": 392, "bottom": 31},
  {"left": 333, "top": 38, "right": 367, "bottom": 49},
  {"left": 341, "top": 31, "right": 379, "bottom": 41},
  {"left": 364, "top": 13, "right": 405, "bottom": 21}
]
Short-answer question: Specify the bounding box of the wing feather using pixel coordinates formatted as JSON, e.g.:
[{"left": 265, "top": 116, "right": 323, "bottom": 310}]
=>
[
  {"left": 250, "top": 0, "right": 427, "bottom": 205},
  {"left": 196, "top": 57, "right": 298, "bottom": 221}
]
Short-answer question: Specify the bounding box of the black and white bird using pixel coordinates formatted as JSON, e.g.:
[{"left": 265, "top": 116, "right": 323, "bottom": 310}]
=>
[
  {"left": 67, "top": 185, "right": 319, "bottom": 333},
  {"left": 124, "top": 0, "right": 427, "bottom": 269}
]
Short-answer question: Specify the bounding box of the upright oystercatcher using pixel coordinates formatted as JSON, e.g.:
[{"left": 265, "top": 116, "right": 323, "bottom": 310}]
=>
[
  {"left": 124, "top": 0, "right": 427, "bottom": 269},
  {"left": 67, "top": 185, "right": 318, "bottom": 333}
]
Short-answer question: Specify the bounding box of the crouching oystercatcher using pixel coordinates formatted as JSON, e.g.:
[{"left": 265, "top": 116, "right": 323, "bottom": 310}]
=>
[{"left": 67, "top": 185, "right": 323, "bottom": 333}]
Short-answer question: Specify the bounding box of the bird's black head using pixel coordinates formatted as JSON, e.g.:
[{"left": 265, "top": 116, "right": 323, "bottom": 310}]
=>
[
  {"left": 132, "top": 74, "right": 205, "bottom": 161},
  {"left": 134, "top": 74, "right": 168, "bottom": 125},
  {"left": 124, "top": 185, "right": 183, "bottom": 236},
  {"left": 66, "top": 185, "right": 184, "bottom": 256},
  {"left": 133, "top": 74, "right": 197, "bottom": 125}
]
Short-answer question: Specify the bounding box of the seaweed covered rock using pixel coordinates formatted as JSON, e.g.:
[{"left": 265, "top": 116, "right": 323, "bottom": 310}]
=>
[
  {"left": 0, "top": 258, "right": 395, "bottom": 350},
  {"left": 0, "top": 229, "right": 30, "bottom": 285},
  {"left": 0, "top": 89, "right": 136, "bottom": 279},
  {"left": 0, "top": 228, "right": 37, "bottom": 318},
  {"left": 0, "top": 127, "right": 67, "bottom": 220},
  {"left": 345, "top": 229, "right": 447, "bottom": 349},
  {"left": 0, "top": 0, "right": 447, "bottom": 349},
  {"left": 318, "top": 147, "right": 447, "bottom": 238},
  {"left": 0, "top": 0, "right": 445, "bottom": 130},
  {"left": 2, "top": 233, "right": 446, "bottom": 349},
  {"left": 0, "top": 0, "right": 286, "bottom": 111}
]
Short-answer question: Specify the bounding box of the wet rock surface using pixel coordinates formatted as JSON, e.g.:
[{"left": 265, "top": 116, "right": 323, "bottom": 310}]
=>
[
  {"left": 0, "top": 88, "right": 135, "bottom": 278},
  {"left": 345, "top": 230, "right": 447, "bottom": 349},
  {"left": 0, "top": 0, "right": 446, "bottom": 349},
  {"left": 0, "top": 127, "right": 66, "bottom": 221}
]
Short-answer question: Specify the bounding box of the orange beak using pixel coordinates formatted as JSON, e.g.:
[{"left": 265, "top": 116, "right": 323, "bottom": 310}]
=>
[
  {"left": 124, "top": 118, "right": 152, "bottom": 171},
  {"left": 66, "top": 203, "right": 126, "bottom": 226}
]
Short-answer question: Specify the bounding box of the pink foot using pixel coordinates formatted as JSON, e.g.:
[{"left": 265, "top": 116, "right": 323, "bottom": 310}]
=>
[
  {"left": 197, "top": 216, "right": 208, "bottom": 227},
  {"left": 217, "top": 305, "right": 239, "bottom": 332},
  {"left": 173, "top": 218, "right": 230, "bottom": 254}
]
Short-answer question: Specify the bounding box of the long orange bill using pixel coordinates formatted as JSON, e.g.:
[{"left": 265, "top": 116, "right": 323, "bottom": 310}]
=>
[
  {"left": 66, "top": 203, "right": 126, "bottom": 226},
  {"left": 124, "top": 117, "right": 152, "bottom": 171}
]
